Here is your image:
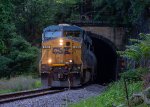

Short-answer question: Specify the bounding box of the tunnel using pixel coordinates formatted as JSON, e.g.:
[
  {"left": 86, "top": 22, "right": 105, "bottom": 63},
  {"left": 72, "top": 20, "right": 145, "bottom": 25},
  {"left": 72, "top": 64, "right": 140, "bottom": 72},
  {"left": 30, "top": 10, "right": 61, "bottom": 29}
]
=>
[{"left": 90, "top": 34, "right": 118, "bottom": 84}]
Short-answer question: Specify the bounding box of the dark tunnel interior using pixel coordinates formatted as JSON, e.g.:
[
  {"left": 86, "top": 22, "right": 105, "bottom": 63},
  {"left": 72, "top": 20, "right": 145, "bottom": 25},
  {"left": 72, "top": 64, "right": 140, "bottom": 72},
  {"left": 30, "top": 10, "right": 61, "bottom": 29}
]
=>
[{"left": 91, "top": 37, "right": 117, "bottom": 84}]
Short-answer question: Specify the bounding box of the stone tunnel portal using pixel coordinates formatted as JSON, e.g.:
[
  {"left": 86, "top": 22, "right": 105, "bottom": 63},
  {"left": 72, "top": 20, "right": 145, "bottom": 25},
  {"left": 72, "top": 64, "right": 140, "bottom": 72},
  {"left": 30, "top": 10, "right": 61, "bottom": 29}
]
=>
[{"left": 91, "top": 35, "right": 118, "bottom": 84}]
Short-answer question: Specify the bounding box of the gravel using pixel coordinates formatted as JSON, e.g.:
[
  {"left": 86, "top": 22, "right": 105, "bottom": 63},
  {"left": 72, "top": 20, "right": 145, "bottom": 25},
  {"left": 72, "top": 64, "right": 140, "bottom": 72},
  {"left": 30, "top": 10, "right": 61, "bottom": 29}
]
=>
[{"left": 0, "top": 84, "right": 105, "bottom": 107}]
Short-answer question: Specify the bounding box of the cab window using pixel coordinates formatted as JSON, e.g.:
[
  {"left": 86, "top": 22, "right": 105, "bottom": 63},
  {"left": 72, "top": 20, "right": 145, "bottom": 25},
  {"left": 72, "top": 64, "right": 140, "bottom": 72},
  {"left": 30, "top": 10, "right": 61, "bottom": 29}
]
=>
[
  {"left": 64, "top": 31, "right": 81, "bottom": 37},
  {"left": 44, "top": 31, "right": 61, "bottom": 38}
]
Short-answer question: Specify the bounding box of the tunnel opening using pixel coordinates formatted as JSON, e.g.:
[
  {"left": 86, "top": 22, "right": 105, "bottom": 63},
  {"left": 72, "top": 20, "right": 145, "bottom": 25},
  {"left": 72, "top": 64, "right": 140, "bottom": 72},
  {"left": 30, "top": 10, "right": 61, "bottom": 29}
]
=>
[{"left": 91, "top": 35, "right": 118, "bottom": 84}]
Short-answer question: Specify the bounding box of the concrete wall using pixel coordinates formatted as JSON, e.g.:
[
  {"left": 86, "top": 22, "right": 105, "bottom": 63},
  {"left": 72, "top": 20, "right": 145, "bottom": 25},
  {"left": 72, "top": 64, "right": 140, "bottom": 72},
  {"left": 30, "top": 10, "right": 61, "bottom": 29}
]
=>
[{"left": 82, "top": 26, "right": 126, "bottom": 50}]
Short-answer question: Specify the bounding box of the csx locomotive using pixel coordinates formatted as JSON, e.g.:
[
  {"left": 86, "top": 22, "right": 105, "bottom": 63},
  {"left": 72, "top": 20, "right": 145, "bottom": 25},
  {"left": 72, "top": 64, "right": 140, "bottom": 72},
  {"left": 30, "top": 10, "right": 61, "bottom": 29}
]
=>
[{"left": 40, "top": 24, "right": 96, "bottom": 87}]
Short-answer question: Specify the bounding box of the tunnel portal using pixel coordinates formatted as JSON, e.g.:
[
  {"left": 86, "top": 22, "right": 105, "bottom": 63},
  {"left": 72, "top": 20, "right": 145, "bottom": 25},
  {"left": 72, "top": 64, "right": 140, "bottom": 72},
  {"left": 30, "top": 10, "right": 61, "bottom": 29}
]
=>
[{"left": 91, "top": 35, "right": 118, "bottom": 84}]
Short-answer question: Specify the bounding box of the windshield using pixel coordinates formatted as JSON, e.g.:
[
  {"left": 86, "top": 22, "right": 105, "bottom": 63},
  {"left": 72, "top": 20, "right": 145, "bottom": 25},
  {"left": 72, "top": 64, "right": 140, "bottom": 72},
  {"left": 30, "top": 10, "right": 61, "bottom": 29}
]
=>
[{"left": 44, "top": 31, "right": 61, "bottom": 38}]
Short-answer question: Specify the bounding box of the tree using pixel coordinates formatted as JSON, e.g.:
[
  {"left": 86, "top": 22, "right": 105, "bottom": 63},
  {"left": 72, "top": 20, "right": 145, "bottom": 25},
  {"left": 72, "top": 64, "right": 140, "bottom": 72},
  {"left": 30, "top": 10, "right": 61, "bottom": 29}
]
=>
[
  {"left": 0, "top": 0, "right": 39, "bottom": 78},
  {"left": 119, "top": 33, "right": 150, "bottom": 68},
  {"left": 0, "top": 0, "right": 16, "bottom": 54},
  {"left": 11, "top": 0, "right": 78, "bottom": 44}
]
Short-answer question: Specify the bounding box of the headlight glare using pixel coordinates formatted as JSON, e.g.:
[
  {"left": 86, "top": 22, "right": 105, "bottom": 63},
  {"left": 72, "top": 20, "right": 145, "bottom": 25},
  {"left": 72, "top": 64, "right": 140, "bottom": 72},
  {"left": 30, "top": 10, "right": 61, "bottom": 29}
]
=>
[
  {"left": 69, "top": 60, "right": 72, "bottom": 63},
  {"left": 48, "top": 59, "right": 52, "bottom": 63}
]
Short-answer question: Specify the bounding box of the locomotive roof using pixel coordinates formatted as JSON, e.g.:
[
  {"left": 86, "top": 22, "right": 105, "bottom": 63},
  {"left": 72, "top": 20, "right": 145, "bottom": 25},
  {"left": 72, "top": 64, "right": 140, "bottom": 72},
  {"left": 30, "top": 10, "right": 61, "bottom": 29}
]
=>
[{"left": 43, "top": 24, "right": 83, "bottom": 32}]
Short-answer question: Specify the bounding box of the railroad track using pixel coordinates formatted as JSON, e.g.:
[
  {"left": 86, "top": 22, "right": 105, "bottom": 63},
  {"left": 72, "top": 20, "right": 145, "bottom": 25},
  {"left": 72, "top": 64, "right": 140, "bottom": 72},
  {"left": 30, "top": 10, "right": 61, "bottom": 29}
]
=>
[{"left": 0, "top": 87, "right": 64, "bottom": 104}]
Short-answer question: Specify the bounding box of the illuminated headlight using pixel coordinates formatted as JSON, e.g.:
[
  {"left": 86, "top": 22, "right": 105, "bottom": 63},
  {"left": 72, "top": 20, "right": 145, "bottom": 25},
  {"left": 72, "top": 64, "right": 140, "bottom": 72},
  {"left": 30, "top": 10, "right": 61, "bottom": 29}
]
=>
[
  {"left": 59, "top": 39, "right": 63, "bottom": 46},
  {"left": 59, "top": 42, "right": 63, "bottom": 46},
  {"left": 48, "top": 59, "right": 52, "bottom": 64},
  {"left": 59, "top": 39, "right": 63, "bottom": 43},
  {"left": 69, "top": 60, "right": 72, "bottom": 63}
]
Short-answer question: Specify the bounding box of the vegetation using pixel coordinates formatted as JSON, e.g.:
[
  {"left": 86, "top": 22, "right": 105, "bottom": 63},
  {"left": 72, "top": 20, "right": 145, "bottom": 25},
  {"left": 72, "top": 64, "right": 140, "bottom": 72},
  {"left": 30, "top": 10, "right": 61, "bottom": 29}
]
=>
[
  {"left": 0, "top": 76, "right": 41, "bottom": 94},
  {"left": 119, "top": 33, "right": 150, "bottom": 86},
  {"left": 0, "top": 0, "right": 149, "bottom": 78},
  {"left": 69, "top": 0, "right": 149, "bottom": 26},
  {"left": 120, "top": 67, "right": 149, "bottom": 81},
  {"left": 0, "top": 0, "right": 39, "bottom": 78},
  {"left": 69, "top": 80, "right": 143, "bottom": 107},
  {"left": 119, "top": 33, "right": 150, "bottom": 67},
  {"left": 0, "top": 0, "right": 149, "bottom": 106}
]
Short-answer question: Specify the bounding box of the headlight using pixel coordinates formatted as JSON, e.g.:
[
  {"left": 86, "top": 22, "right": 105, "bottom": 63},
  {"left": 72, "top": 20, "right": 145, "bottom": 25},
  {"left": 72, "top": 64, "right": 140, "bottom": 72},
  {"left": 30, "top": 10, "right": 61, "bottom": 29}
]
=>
[
  {"left": 59, "top": 39, "right": 63, "bottom": 46},
  {"left": 48, "top": 59, "right": 52, "bottom": 64},
  {"left": 69, "top": 60, "right": 72, "bottom": 63},
  {"left": 59, "top": 42, "right": 63, "bottom": 46},
  {"left": 59, "top": 39, "right": 63, "bottom": 43}
]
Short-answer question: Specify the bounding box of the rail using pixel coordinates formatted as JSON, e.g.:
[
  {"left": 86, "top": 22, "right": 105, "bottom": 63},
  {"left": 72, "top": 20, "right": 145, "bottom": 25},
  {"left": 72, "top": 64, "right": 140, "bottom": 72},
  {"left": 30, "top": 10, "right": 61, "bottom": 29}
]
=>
[{"left": 0, "top": 87, "right": 64, "bottom": 104}]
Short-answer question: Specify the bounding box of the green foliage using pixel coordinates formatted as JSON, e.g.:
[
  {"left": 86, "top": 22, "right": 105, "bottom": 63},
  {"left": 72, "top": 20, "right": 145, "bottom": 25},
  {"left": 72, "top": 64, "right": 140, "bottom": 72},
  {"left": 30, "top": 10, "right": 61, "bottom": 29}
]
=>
[
  {"left": 119, "top": 33, "right": 150, "bottom": 63},
  {"left": 0, "top": 56, "right": 12, "bottom": 77},
  {"left": 91, "top": 0, "right": 149, "bottom": 25},
  {"left": 0, "top": 40, "right": 7, "bottom": 54},
  {"left": 120, "top": 67, "right": 149, "bottom": 81},
  {"left": 0, "top": 0, "right": 16, "bottom": 54},
  {"left": 33, "top": 80, "right": 42, "bottom": 88},
  {"left": 118, "top": 33, "right": 149, "bottom": 86},
  {"left": 1, "top": 0, "right": 148, "bottom": 46},
  {"left": 129, "top": 0, "right": 149, "bottom": 24},
  {"left": 0, "top": 0, "right": 39, "bottom": 78},
  {"left": 11, "top": 0, "right": 78, "bottom": 43},
  {"left": 0, "top": 36, "right": 39, "bottom": 78}
]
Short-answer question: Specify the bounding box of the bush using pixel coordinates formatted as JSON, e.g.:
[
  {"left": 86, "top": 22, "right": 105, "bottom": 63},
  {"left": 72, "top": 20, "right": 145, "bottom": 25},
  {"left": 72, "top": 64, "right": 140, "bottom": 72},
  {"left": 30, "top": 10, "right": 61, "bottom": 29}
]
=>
[
  {"left": 0, "top": 56, "right": 13, "bottom": 77},
  {"left": 0, "top": 76, "right": 41, "bottom": 94},
  {"left": 120, "top": 67, "right": 149, "bottom": 81},
  {"left": 0, "top": 36, "right": 39, "bottom": 78}
]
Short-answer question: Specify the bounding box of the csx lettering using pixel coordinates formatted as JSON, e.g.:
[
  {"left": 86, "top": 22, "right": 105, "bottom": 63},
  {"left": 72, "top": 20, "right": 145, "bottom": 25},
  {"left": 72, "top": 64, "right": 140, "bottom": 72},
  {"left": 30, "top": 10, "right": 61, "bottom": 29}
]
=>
[
  {"left": 53, "top": 47, "right": 71, "bottom": 54},
  {"left": 53, "top": 47, "right": 63, "bottom": 54}
]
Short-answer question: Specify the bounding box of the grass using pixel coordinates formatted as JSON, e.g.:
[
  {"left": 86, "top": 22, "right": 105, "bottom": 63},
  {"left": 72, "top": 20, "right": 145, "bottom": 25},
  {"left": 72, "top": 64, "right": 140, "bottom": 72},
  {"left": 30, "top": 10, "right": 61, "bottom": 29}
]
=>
[
  {"left": 69, "top": 80, "right": 144, "bottom": 107},
  {"left": 136, "top": 104, "right": 150, "bottom": 107},
  {"left": 0, "top": 76, "right": 42, "bottom": 94}
]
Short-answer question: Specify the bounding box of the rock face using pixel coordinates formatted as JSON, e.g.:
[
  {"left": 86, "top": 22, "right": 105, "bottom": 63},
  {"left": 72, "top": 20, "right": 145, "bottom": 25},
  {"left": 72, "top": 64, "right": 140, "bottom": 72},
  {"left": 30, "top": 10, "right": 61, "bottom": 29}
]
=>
[
  {"left": 82, "top": 26, "right": 126, "bottom": 50},
  {"left": 130, "top": 93, "right": 144, "bottom": 106},
  {"left": 129, "top": 87, "right": 150, "bottom": 106},
  {"left": 143, "top": 87, "right": 150, "bottom": 104},
  {"left": 143, "top": 73, "right": 150, "bottom": 88}
]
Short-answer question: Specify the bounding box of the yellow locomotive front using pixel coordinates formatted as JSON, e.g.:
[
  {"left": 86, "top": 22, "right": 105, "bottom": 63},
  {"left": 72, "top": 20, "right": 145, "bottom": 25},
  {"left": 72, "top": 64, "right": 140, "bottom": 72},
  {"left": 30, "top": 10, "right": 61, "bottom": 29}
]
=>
[{"left": 40, "top": 24, "right": 83, "bottom": 87}]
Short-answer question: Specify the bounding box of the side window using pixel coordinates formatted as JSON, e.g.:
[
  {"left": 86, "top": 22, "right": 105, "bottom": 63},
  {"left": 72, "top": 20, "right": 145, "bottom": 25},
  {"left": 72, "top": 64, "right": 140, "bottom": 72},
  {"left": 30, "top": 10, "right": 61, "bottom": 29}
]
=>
[
  {"left": 42, "top": 33, "right": 44, "bottom": 42},
  {"left": 65, "top": 31, "right": 81, "bottom": 37},
  {"left": 83, "top": 32, "right": 93, "bottom": 51}
]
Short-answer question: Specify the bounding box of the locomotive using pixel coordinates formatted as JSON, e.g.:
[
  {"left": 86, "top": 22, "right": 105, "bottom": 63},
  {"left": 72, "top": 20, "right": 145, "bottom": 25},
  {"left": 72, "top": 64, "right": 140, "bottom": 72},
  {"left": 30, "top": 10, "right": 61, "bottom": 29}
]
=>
[{"left": 40, "top": 24, "right": 97, "bottom": 87}]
